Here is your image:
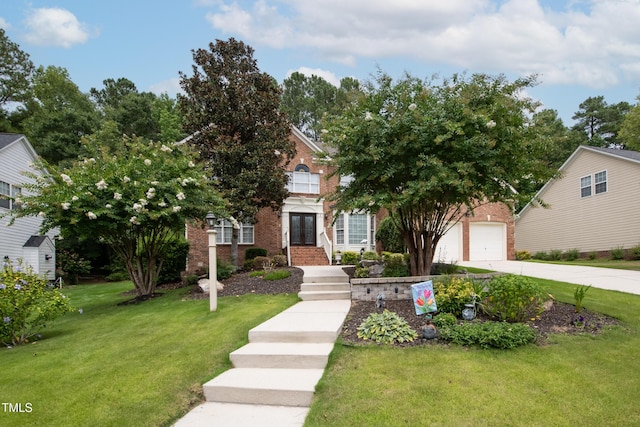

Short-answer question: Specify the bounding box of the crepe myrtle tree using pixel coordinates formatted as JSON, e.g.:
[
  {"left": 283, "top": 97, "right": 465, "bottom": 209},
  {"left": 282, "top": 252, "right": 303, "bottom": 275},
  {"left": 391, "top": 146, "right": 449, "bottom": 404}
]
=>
[
  {"left": 321, "top": 71, "right": 554, "bottom": 276},
  {"left": 5, "top": 135, "right": 226, "bottom": 298}
]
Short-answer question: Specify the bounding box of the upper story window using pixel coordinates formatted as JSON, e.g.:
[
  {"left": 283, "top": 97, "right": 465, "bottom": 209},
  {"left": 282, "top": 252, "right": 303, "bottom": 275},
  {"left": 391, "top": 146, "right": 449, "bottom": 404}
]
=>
[
  {"left": 215, "top": 220, "right": 254, "bottom": 245},
  {"left": 580, "top": 171, "right": 607, "bottom": 198},
  {"left": 286, "top": 165, "right": 319, "bottom": 194},
  {"left": 0, "top": 181, "right": 20, "bottom": 210}
]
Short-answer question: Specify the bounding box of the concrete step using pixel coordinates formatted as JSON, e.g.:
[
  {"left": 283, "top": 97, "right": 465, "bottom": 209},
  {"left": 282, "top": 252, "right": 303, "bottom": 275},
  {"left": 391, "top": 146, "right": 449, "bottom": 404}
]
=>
[
  {"left": 230, "top": 342, "right": 334, "bottom": 369},
  {"left": 302, "top": 275, "right": 348, "bottom": 284},
  {"left": 202, "top": 368, "right": 325, "bottom": 407},
  {"left": 298, "top": 290, "right": 351, "bottom": 301},
  {"left": 174, "top": 402, "right": 309, "bottom": 427},
  {"left": 300, "top": 282, "right": 350, "bottom": 292},
  {"left": 248, "top": 300, "right": 351, "bottom": 343}
]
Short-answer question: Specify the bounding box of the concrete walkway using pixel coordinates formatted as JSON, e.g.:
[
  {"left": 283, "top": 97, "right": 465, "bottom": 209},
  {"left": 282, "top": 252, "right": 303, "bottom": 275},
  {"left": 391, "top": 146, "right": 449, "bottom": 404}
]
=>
[
  {"left": 460, "top": 260, "right": 640, "bottom": 296},
  {"left": 174, "top": 266, "right": 351, "bottom": 427}
]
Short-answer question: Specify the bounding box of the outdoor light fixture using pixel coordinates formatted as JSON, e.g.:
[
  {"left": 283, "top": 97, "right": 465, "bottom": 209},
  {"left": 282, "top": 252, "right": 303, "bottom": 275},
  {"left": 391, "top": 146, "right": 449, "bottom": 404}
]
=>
[
  {"left": 205, "top": 211, "right": 216, "bottom": 229},
  {"left": 45, "top": 254, "right": 52, "bottom": 261}
]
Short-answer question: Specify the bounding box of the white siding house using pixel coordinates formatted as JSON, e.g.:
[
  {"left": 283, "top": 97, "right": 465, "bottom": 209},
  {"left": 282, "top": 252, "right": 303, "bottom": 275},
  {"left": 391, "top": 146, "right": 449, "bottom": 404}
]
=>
[
  {"left": 516, "top": 145, "right": 640, "bottom": 255},
  {"left": 0, "top": 134, "right": 57, "bottom": 279}
]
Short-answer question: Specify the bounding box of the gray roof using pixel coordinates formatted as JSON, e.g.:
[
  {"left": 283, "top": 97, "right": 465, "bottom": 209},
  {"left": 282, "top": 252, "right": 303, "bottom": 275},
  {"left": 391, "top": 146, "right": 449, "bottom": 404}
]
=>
[
  {"left": 23, "top": 235, "right": 48, "bottom": 248},
  {"left": 585, "top": 145, "right": 640, "bottom": 162},
  {"left": 0, "top": 133, "right": 23, "bottom": 151}
]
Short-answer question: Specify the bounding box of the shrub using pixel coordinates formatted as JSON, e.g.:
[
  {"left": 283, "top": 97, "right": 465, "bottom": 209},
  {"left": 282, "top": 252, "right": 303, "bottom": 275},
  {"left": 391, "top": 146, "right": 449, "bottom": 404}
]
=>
[
  {"left": 382, "top": 264, "right": 409, "bottom": 277},
  {"left": 610, "top": 246, "right": 625, "bottom": 260},
  {"left": 588, "top": 251, "right": 598, "bottom": 260},
  {"left": 106, "top": 270, "right": 130, "bottom": 282},
  {"left": 56, "top": 250, "right": 91, "bottom": 285},
  {"left": 354, "top": 266, "right": 370, "bottom": 278},
  {"left": 0, "top": 260, "right": 75, "bottom": 346},
  {"left": 357, "top": 310, "right": 418, "bottom": 344},
  {"left": 515, "top": 250, "right": 531, "bottom": 260},
  {"left": 272, "top": 254, "right": 287, "bottom": 267},
  {"left": 549, "top": 249, "right": 563, "bottom": 261},
  {"left": 182, "top": 275, "right": 199, "bottom": 287},
  {"left": 631, "top": 244, "right": 640, "bottom": 260},
  {"left": 481, "top": 274, "right": 547, "bottom": 323},
  {"left": 564, "top": 248, "right": 580, "bottom": 261},
  {"left": 158, "top": 236, "right": 190, "bottom": 284},
  {"left": 252, "top": 256, "right": 272, "bottom": 271},
  {"left": 263, "top": 269, "right": 291, "bottom": 281},
  {"left": 375, "top": 216, "right": 404, "bottom": 253},
  {"left": 433, "top": 277, "right": 476, "bottom": 316},
  {"left": 361, "top": 251, "right": 379, "bottom": 261},
  {"left": 532, "top": 251, "right": 548, "bottom": 260},
  {"left": 217, "top": 258, "right": 235, "bottom": 280},
  {"left": 341, "top": 251, "right": 359, "bottom": 265},
  {"left": 432, "top": 312, "right": 457, "bottom": 328},
  {"left": 245, "top": 248, "right": 268, "bottom": 260},
  {"left": 432, "top": 262, "right": 459, "bottom": 275},
  {"left": 437, "top": 321, "right": 537, "bottom": 349}
]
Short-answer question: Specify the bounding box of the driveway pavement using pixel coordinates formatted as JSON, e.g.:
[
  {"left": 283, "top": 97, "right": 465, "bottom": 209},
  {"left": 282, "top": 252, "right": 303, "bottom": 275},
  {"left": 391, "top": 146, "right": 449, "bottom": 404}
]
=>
[{"left": 460, "top": 260, "right": 640, "bottom": 296}]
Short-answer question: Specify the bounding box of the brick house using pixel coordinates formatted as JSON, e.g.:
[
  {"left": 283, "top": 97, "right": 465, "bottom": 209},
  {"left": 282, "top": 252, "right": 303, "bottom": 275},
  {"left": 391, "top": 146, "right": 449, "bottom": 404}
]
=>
[{"left": 185, "top": 127, "right": 515, "bottom": 272}]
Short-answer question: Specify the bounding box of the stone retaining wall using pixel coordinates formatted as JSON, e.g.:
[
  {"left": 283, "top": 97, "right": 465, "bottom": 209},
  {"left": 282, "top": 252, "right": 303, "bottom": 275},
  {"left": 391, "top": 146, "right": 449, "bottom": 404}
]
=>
[{"left": 351, "top": 273, "right": 498, "bottom": 301}]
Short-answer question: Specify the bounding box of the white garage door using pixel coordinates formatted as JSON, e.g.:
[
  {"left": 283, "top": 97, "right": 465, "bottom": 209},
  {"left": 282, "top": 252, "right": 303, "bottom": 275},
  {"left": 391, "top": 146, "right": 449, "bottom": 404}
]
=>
[
  {"left": 434, "top": 223, "right": 461, "bottom": 263},
  {"left": 470, "top": 223, "right": 505, "bottom": 261}
]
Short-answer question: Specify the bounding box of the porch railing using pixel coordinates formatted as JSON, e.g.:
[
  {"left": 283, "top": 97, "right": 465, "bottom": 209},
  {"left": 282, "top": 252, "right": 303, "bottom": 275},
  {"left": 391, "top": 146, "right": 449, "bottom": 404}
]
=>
[
  {"left": 283, "top": 230, "right": 291, "bottom": 267},
  {"left": 319, "top": 228, "right": 332, "bottom": 265}
]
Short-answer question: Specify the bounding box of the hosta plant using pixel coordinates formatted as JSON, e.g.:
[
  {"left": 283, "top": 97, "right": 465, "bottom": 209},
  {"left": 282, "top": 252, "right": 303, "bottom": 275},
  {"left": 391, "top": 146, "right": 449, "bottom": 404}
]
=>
[{"left": 357, "top": 310, "right": 418, "bottom": 344}]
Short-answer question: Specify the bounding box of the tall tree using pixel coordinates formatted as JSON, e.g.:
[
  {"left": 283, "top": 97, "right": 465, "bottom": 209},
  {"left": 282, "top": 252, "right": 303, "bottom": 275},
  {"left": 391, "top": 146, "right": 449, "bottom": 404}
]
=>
[
  {"left": 5, "top": 135, "right": 225, "bottom": 298},
  {"left": 23, "top": 66, "right": 99, "bottom": 165},
  {"left": 572, "top": 96, "right": 630, "bottom": 147},
  {"left": 619, "top": 97, "right": 640, "bottom": 151},
  {"left": 322, "top": 72, "right": 554, "bottom": 276},
  {"left": 178, "top": 38, "right": 295, "bottom": 266},
  {"left": 531, "top": 109, "right": 576, "bottom": 171},
  {"left": 0, "top": 29, "right": 34, "bottom": 109}
]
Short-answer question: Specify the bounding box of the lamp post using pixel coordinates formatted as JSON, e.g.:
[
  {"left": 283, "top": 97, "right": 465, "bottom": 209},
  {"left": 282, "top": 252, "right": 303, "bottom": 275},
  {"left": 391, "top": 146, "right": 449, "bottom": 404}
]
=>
[{"left": 205, "top": 211, "right": 218, "bottom": 312}]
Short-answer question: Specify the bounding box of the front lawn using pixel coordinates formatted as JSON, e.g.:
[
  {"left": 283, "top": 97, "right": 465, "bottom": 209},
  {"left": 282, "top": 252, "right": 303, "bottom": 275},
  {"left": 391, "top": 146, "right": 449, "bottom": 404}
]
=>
[
  {"left": 306, "top": 278, "right": 640, "bottom": 426},
  {"left": 0, "top": 281, "right": 298, "bottom": 427},
  {"left": 527, "top": 258, "right": 640, "bottom": 272}
]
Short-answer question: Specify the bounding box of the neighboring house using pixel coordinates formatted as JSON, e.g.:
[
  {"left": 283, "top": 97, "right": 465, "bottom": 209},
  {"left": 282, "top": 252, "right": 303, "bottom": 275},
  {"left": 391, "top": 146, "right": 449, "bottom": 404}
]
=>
[
  {"left": 516, "top": 145, "right": 640, "bottom": 255},
  {"left": 186, "top": 127, "right": 514, "bottom": 271},
  {"left": 0, "top": 133, "right": 57, "bottom": 280}
]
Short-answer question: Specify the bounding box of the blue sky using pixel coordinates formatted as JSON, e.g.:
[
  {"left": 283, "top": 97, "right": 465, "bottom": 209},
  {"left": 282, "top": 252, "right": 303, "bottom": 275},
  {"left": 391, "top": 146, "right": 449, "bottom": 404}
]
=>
[{"left": 2, "top": 0, "right": 640, "bottom": 125}]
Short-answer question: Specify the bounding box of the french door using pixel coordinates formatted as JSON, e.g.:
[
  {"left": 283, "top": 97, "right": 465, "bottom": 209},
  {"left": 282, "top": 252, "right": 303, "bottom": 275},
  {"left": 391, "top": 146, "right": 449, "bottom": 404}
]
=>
[{"left": 290, "top": 213, "right": 316, "bottom": 246}]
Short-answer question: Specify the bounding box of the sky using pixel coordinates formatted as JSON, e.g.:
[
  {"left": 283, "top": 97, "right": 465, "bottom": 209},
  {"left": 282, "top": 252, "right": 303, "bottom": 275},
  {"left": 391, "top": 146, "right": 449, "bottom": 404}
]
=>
[{"left": 2, "top": 0, "right": 640, "bottom": 125}]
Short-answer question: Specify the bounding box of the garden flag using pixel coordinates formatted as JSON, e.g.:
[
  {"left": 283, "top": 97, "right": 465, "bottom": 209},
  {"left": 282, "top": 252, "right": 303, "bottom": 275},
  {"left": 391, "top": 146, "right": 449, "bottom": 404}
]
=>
[{"left": 411, "top": 280, "right": 437, "bottom": 315}]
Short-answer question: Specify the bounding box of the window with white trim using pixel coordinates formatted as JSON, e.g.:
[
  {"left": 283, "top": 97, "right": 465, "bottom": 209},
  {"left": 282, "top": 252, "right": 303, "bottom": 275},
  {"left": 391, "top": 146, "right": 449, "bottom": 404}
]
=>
[
  {"left": 0, "top": 181, "right": 20, "bottom": 210},
  {"left": 286, "top": 165, "right": 320, "bottom": 194},
  {"left": 580, "top": 171, "right": 607, "bottom": 198},
  {"left": 348, "top": 214, "right": 368, "bottom": 245},
  {"left": 334, "top": 212, "right": 376, "bottom": 246},
  {"left": 335, "top": 214, "right": 345, "bottom": 244},
  {"left": 215, "top": 220, "right": 254, "bottom": 245}
]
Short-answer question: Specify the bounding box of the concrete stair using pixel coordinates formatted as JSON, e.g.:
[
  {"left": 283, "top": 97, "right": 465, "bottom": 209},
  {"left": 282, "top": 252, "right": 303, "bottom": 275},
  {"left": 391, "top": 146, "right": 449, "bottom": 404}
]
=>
[{"left": 297, "top": 266, "right": 351, "bottom": 301}]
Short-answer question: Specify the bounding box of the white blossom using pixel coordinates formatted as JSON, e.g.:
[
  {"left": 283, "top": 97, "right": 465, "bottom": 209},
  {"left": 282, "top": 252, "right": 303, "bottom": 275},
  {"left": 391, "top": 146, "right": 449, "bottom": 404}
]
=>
[
  {"left": 144, "top": 159, "right": 152, "bottom": 166},
  {"left": 486, "top": 120, "right": 497, "bottom": 129},
  {"left": 408, "top": 103, "right": 417, "bottom": 111},
  {"left": 113, "top": 192, "right": 122, "bottom": 200},
  {"left": 160, "top": 145, "right": 173, "bottom": 153},
  {"left": 364, "top": 111, "right": 373, "bottom": 121},
  {"left": 321, "top": 129, "right": 328, "bottom": 134},
  {"left": 38, "top": 211, "right": 46, "bottom": 218},
  {"left": 123, "top": 176, "right": 131, "bottom": 183},
  {"left": 72, "top": 196, "right": 79, "bottom": 201},
  {"left": 86, "top": 212, "right": 97, "bottom": 220},
  {"left": 95, "top": 179, "right": 108, "bottom": 190},
  {"left": 188, "top": 161, "right": 195, "bottom": 167},
  {"left": 176, "top": 192, "right": 185, "bottom": 200},
  {"left": 151, "top": 181, "right": 159, "bottom": 185},
  {"left": 105, "top": 204, "right": 112, "bottom": 209},
  {"left": 139, "top": 198, "right": 148, "bottom": 206},
  {"left": 146, "top": 188, "right": 156, "bottom": 199},
  {"left": 60, "top": 174, "right": 73, "bottom": 185},
  {"left": 158, "top": 201, "right": 167, "bottom": 207},
  {"left": 133, "top": 203, "right": 143, "bottom": 212},
  {"left": 129, "top": 216, "right": 140, "bottom": 225},
  {"left": 172, "top": 206, "right": 181, "bottom": 212},
  {"left": 61, "top": 202, "right": 71, "bottom": 210}
]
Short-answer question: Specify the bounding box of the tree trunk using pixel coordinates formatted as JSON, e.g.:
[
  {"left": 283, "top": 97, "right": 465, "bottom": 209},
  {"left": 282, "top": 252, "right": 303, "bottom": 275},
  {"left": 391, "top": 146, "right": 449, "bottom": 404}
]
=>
[{"left": 231, "top": 227, "right": 239, "bottom": 268}]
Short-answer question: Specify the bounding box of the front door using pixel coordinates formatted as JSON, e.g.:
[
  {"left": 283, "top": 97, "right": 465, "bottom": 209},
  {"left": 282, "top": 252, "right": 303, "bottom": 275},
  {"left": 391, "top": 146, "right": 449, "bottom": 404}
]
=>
[{"left": 290, "top": 213, "right": 316, "bottom": 246}]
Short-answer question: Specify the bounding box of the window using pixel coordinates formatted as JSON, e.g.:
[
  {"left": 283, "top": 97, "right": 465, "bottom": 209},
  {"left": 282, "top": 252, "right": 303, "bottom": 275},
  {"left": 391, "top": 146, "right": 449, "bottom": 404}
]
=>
[
  {"left": 335, "top": 214, "right": 345, "bottom": 244},
  {"left": 334, "top": 212, "right": 376, "bottom": 247},
  {"left": 348, "top": 214, "right": 368, "bottom": 245},
  {"left": 215, "top": 220, "right": 254, "bottom": 245},
  {"left": 580, "top": 176, "right": 591, "bottom": 198},
  {"left": 0, "top": 181, "right": 9, "bottom": 209},
  {"left": 286, "top": 169, "right": 320, "bottom": 194},
  {"left": 11, "top": 186, "right": 21, "bottom": 210},
  {"left": 595, "top": 171, "right": 607, "bottom": 194},
  {"left": 580, "top": 171, "right": 607, "bottom": 198}
]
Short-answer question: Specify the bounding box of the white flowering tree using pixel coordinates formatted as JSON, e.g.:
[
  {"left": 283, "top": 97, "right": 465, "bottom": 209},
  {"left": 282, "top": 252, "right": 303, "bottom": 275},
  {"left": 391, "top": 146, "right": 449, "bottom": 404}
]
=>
[
  {"left": 322, "top": 72, "right": 555, "bottom": 276},
  {"left": 6, "top": 135, "right": 226, "bottom": 298}
]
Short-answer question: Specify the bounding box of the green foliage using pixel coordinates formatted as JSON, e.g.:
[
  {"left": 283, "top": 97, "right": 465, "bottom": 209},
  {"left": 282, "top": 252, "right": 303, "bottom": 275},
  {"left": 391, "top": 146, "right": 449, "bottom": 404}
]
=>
[
  {"left": 481, "top": 274, "right": 547, "bottom": 323},
  {"left": 248, "top": 270, "right": 264, "bottom": 278},
  {"left": 432, "top": 312, "right": 457, "bottom": 328},
  {"left": 245, "top": 248, "right": 268, "bottom": 260},
  {"left": 216, "top": 258, "right": 235, "bottom": 280},
  {"left": 157, "top": 236, "right": 190, "bottom": 284},
  {"left": 263, "top": 269, "right": 291, "bottom": 281},
  {"left": 375, "top": 216, "right": 405, "bottom": 253},
  {"left": 432, "top": 262, "right": 459, "bottom": 275},
  {"left": 572, "top": 96, "right": 631, "bottom": 147},
  {"left": 574, "top": 285, "right": 591, "bottom": 313},
  {"left": 182, "top": 275, "right": 199, "bottom": 287},
  {"left": 564, "top": 248, "right": 580, "bottom": 261},
  {"left": 252, "top": 256, "right": 272, "bottom": 271},
  {"left": 0, "top": 28, "right": 34, "bottom": 111},
  {"left": 0, "top": 260, "right": 75, "bottom": 346},
  {"left": 631, "top": 244, "right": 640, "bottom": 260},
  {"left": 381, "top": 252, "right": 409, "bottom": 277},
  {"left": 610, "top": 246, "right": 625, "bottom": 260},
  {"left": 533, "top": 251, "right": 548, "bottom": 260},
  {"left": 354, "top": 266, "right": 370, "bottom": 278},
  {"left": 322, "top": 71, "right": 554, "bottom": 277},
  {"left": 56, "top": 249, "right": 91, "bottom": 285},
  {"left": 5, "top": 135, "right": 226, "bottom": 298},
  {"left": 437, "top": 321, "right": 537, "bottom": 349},
  {"left": 106, "top": 271, "right": 129, "bottom": 282},
  {"left": 549, "top": 249, "right": 563, "bottom": 261},
  {"left": 515, "top": 250, "right": 531, "bottom": 260},
  {"left": 356, "top": 310, "right": 418, "bottom": 344},
  {"left": 341, "top": 251, "right": 359, "bottom": 265},
  {"left": 619, "top": 101, "right": 640, "bottom": 151},
  {"left": 272, "top": 254, "right": 287, "bottom": 267},
  {"left": 361, "top": 251, "right": 379, "bottom": 260},
  {"left": 588, "top": 251, "right": 598, "bottom": 260},
  {"left": 433, "top": 277, "right": 476, "bottom": 316}
]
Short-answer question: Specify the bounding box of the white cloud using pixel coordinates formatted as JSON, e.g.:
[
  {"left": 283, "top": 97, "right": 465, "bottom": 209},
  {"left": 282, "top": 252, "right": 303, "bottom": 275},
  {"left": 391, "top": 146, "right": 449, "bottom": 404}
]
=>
[
  {"left": 149, "top": 78, "right": 183, "bottom": 97},
  {"left": 203, "top": 0, "right": 640, "bottom": 89},
  {"left": 286, "top": 67, "right": 341, "bottom": 86},
  {"left": 0, "top": 17, "right": 11, "bottom": 30},
  {"left": 23, "top": 8, "right": 94, "bottom": 48}
]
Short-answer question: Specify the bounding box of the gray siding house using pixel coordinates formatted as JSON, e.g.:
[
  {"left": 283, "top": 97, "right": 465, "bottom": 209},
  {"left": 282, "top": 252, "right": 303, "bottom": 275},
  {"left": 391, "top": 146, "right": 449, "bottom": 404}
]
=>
[
  {"left": 0, "top": 133, "right": 57, "bottom": 279},
  {"left": 516, "top": 145, "right": 640, "bottom": 255}
]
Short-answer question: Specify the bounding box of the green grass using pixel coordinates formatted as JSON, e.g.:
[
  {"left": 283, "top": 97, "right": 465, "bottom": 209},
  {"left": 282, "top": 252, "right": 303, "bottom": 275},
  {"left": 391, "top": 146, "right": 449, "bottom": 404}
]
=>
[
  {"left": 306, "top": 278, "right": 640, "bottom": 426},
  {"left": 0, "top": 281, "right": 298, "bottom": 427},
  {"left": 526, "top": 258, "right": 640, "bottom": 271}
]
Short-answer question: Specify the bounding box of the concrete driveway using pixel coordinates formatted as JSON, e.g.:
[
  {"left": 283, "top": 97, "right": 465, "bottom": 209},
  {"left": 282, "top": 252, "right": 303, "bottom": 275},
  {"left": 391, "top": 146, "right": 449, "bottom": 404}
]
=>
[{"left": 460, "top": 260, "right": 640, "bottom": 296}]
